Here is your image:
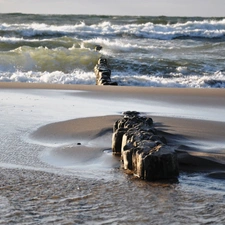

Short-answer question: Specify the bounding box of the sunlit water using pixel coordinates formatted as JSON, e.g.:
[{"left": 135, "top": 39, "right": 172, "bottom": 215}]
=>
[{"left": 0, "top": 14, "right": 225, "bottom": 88}]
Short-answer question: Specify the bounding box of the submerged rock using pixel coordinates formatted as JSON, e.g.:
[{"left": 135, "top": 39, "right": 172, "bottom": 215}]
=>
[{"left": 112, "top": 111, "right": 179, "bottom": 181}]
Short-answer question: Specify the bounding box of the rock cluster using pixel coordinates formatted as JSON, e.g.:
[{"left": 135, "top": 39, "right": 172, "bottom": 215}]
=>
[
  {"left": 112, "top": 111, "right": 179, "bottom": 181},
  {"left": 94, "top": 57, "right": 118, "bottom": 86}
]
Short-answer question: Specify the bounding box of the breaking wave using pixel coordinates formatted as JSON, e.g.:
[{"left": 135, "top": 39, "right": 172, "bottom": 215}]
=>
[
  {"left": 0, "top": 14, "right": 225, "bottom": 88},
  {"left": 1, "top": 18, "right": 225, "bottom": 40}
]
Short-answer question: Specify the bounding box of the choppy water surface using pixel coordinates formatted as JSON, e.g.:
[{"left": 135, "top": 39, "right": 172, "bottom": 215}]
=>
[{"left": 0, "top": 13, "right": 225, "bottom": 87}]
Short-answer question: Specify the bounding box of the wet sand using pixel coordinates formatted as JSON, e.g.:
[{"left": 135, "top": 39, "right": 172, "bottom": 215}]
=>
[
  {"left": 32, "top": 113, "right": 225, "bottom": 174},
  {"left": 1, "top": 82, "right": 225, "bottom": 224},
  {"left": 1, "top": 82, "right": 225, "bottom": 174}
]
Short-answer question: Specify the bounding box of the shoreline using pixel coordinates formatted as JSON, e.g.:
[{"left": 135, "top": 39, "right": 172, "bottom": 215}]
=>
[
  {"left": 1, "top": 81, "right": 225, "bottom": 105},
  {"left": 31, "top": 114, "right": 225, "bottom": 174},
  {"left": 1, "top": 81, "right": 225, "bottom": 175},
  {"left": 1, "top": 81, "right": 225, "bottom": 224}
]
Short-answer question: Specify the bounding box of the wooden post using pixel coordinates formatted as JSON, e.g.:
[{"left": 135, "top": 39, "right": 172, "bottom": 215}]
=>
[
  {"left": 112, "top": 111, "right": 179, "bottom": 181},
  {"left": 94, "top": 57, "right": 118, "bottom": 86}
]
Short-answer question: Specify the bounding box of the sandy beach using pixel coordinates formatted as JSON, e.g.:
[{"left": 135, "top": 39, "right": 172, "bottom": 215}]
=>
[
  {"left": 1, "top": 82, "right": 225, "bottom": 224},
  {"left": 1, "top": 82, "right": 225, "bottom": 174}
]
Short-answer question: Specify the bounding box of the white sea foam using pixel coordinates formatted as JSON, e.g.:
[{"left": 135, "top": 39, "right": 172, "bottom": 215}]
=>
[
  {"left": 112, "top": 70, "right": 225, "bottom": 88},
  {"left": 0, "top": 36, "right": 25, "bottom": 42},
  {"left": 0, "top": 70, "right": 96, "bottom": 84},
  {"left": 1, "top": 18, "right": 225, "bottom": 39},
  {"left": 1, "top": 69, "right": 224, "bottom": 88}
]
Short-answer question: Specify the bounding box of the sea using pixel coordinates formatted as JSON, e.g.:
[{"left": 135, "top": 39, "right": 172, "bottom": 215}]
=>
[{"left": 0, "top": 13, "right": 225, "bottom": 88}]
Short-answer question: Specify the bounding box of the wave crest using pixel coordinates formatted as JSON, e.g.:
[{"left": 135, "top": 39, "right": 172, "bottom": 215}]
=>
[{"left": 1, "top": 18, "right": 225, "bottom": 40}]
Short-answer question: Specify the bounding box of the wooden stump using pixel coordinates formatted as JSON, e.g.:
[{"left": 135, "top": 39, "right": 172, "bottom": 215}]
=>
[
  {"left": 112, "top": 111, "right": 179, "bottom": 181},
  {"left": 94, "top": 57, "right": 118, "bottom": 86}
]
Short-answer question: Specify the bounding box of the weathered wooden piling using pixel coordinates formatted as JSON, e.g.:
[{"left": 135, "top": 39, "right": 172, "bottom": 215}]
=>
[
  {"left": 112, "top": 111, "right": 179, "bottom": 181},
  {"left": 94, "top": 55, "right": 118, "bottom": 85},
  {"left": 95, "top": 45, "right": 102, "bottom": 51}
]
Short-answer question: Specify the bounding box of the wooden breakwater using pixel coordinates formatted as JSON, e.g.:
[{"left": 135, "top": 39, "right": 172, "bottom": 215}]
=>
[
  {"left": 94, "top": 45, "right": 118, "bottom": 86},
  {"left": 112, "top": 111, "right": 179, "bottom": 181}
]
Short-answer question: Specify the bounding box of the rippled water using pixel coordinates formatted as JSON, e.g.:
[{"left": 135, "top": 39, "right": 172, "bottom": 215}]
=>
[
  {"left": 1, "top": 129, "right": 225, "bottom": 224},
  {"left": 1, "top": 168, "right": 225, "bottom": 225}
]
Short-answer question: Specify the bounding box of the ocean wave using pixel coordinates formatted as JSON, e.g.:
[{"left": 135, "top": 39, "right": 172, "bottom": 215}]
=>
[
  {"left": 0, "top": 14, "right": 224, "bottom": 89},
  {"left": 0, "top": 70, "right": 96, "bottom": 84},
  {"left": 1, "top": 18, "right": 225, "bottom": 40},
  {"left": 114, "top": 71, "right": 225, "bottom": 88},
  {"left": 0, "top": 46, "right": 100, "bottom": 72},
  {"left": 0, "top": 41, "right": 223, "bottom": 83},
  {"left": 1, "top": 70, "right": 224, "bottom": 88}
]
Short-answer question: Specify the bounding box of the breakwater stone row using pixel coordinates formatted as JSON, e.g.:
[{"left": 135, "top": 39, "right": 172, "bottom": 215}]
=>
[{"left": 112, "top": 111, "right": 179, "bottom": 181}]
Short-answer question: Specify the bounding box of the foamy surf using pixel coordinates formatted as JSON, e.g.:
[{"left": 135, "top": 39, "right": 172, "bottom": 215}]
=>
[
  {"left": 0, "top": 13, "right": 225, "bottom": 88},
  {"left": 1, "top": 70, "right": 225, "bottom": 88}
]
